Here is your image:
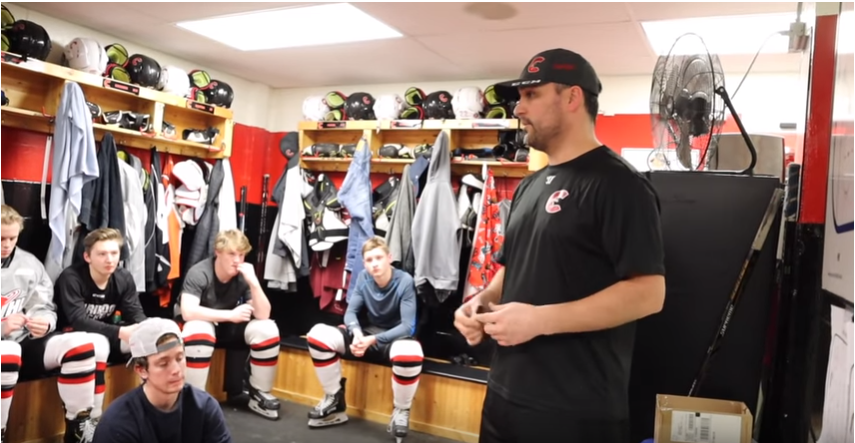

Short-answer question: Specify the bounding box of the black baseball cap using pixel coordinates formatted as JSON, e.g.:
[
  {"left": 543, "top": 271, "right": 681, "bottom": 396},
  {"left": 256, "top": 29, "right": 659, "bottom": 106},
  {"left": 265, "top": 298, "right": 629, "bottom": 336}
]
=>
[{"left": 495, "top": 48, "right": 603, "bottom": 100}]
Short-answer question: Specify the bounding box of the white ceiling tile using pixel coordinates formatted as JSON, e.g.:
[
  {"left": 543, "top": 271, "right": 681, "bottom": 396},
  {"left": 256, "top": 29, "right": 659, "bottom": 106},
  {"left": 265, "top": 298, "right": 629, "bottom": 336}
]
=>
[
  {"left": 416, "top": 22, "right": 655, "bottom": 77},
  {"left": 356, "top": 2, "right": 633, "bottom": 36}
]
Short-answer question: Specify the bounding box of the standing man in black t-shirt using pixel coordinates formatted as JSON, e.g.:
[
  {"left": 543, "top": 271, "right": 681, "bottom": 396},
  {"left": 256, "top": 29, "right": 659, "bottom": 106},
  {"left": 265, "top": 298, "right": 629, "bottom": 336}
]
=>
[
  {"left": 56, "top": 227, "right": 148, "bottom": 430},
  {"left": 178, "top": 229, "right": 281, "bottom": 420},
  {"left": 454, "top": 49, "right": 666, "bottom": 443}
]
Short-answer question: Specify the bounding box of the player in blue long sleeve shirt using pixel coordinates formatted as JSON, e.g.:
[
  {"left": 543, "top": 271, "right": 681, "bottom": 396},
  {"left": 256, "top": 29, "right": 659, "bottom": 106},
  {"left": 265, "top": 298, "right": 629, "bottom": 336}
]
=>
[{"left": 305, "top": 237, "right": 424, "bottom": 441}]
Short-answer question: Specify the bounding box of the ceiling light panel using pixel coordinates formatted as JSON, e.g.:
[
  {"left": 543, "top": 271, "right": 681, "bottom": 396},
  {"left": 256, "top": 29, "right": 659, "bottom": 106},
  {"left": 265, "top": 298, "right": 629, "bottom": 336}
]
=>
[{"left": 176, "top": 3, "right": 403, "bottom": 51}]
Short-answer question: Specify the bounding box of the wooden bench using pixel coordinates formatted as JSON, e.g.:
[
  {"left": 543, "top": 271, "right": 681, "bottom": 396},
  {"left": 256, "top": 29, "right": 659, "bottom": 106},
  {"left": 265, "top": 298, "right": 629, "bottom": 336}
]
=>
[
  {"left": 7, "top": 338, "right": 490, "bottom": 443},
  {"left": 6, "top": 350, "right": 228, "bottom": 443},
  {"left": 271, "top": 336, "right": 489, "bottom": 443}
]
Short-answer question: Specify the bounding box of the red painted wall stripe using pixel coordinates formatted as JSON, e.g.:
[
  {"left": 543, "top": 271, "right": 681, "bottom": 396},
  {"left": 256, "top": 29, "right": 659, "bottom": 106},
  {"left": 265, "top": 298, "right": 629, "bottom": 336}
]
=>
[
  {"left": 2, "top": 117, "right": 799, "bottom": 206},
  {"left": 799, "top": 12, "right": 839, "bottom": 225}
]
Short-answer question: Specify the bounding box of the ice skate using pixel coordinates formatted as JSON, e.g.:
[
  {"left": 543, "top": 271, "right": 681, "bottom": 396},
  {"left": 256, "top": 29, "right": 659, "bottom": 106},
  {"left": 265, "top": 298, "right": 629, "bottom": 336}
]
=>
[
  {"left": 387, "top": 407, "right": 410, "bottom": 443},
  {"left": 64, "top": 409, "right": 96, "bottom": 443},
  {"left": 308, "top": 378, "right": 348, "bottom": 428},
  {"left": 247, "top": 383, "right": 281, "bottom": 421}
]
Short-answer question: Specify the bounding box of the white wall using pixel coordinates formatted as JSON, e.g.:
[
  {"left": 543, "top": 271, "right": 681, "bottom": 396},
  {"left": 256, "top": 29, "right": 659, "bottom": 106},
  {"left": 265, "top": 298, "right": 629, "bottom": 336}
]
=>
[
  {"left": 267, "top": 71, "right": 810, "bottom": 135},
  {"left": 4, "top": 3, "right": 272, "bottom": 129}
]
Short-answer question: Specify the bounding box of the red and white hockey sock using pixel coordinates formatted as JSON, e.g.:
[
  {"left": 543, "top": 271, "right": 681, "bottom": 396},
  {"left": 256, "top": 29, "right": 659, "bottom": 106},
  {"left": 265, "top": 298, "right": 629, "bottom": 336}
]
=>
[
  {"left": 182, "top": 321, "right": 217, "bottom": 391},
  {"left": 389, "top": 339, "right": 423, "bottom": 410},
  {"left": 306, "top": 324, "right": 346, "bottom": 395},
  {"left": 245, "top": 319, "right": 280, "bottom": 393},
  {"left": 1, "top": 341, "right": 22, "bottom": 431},
  {"left": 91, "top": 334, "right": 110, "bottom": 419},
  {"left": 55, "top": 339, "right": 97, "bottom": 420}
]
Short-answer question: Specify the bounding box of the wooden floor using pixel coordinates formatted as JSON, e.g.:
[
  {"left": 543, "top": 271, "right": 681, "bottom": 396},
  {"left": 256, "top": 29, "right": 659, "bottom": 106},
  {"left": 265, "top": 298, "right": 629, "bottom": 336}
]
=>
[{"left": 271, "top": 347, "right": 487, "bottom": 443}]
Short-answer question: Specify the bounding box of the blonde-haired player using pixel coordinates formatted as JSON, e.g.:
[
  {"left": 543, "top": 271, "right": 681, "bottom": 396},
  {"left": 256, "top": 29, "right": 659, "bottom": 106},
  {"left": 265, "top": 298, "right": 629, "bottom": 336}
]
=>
[{"left": 179, "top": 229, "right": 281, "bottom": 420}]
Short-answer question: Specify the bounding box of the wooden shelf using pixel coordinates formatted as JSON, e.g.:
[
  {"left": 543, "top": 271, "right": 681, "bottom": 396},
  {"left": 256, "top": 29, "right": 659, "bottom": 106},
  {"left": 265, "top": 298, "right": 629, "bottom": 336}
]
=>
[
  {"left": 302, "top": 157, "right": 531, "bottom": 177},
  {"left": 1, "top": 106, "right": 53, "bottom": 134},
  {"left": 1, "top": 51, "right": 233, "bottom": 159},
  {"left": 297, "top": 119, "right": 520, "bottom": 131},
  {"left": 298, "top": 118, "right": 532, "bottom": 178},
  {"left": 91, "top": 123, "right": 224, "bottom": 158}
]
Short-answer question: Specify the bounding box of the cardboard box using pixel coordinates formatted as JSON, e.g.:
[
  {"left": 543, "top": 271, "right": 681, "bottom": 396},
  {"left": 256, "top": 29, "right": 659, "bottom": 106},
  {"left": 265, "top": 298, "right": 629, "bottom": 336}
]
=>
[{"left": 654, "top": 394, "right": 753, "bottom": 443}]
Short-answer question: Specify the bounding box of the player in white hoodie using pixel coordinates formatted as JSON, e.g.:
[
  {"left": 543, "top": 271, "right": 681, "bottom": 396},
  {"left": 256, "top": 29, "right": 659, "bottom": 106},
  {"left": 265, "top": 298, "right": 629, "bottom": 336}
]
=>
[{"left": 0, "top": 205, "right": 104, "bottom": 443}]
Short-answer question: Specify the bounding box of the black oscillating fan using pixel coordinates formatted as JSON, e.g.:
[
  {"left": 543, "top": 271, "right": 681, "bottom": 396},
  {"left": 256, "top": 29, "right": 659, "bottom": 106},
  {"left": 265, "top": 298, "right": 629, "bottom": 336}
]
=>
[{"left": 649, "top": 33, "right": 757, "bottom": 173}]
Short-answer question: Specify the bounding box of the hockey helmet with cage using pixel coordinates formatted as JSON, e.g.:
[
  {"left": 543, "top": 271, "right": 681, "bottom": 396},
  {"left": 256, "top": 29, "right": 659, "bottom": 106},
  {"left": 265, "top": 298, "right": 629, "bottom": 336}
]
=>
[
  {"left": 127, "top": 54, "right": 162, "bottom": 89},
  {"left": 344, "top": 92, "right": 376, "bottom": 120},
  {"left": 6, "top": 20, "right": 51, "bottom": 61},
  {"left": 63, "top": 37, "right": 108, "bottom": 75},
  {"left": 452, "top": 86, "right": 485, "bottom": 120},
  {"left": 422, "top": 91, "right": 455, "bottom": 120}
]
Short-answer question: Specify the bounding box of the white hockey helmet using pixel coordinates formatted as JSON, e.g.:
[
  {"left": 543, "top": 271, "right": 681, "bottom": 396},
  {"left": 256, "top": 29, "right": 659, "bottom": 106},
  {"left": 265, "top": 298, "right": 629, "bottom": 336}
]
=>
[
  {"left": 158, "top": 65, "right": 191, "bottom": 98},
  {"left": 302, "top": 95, "right": 330, "bottom": 122},
  {"left": 451, "top": 86, "right": 485, "bottom": 120},
  {"left": 373, "top": 94, "right": 405, "bottom": 120},
  {"left": 63, "top": 37, "right": 107, "bottom": 75}
]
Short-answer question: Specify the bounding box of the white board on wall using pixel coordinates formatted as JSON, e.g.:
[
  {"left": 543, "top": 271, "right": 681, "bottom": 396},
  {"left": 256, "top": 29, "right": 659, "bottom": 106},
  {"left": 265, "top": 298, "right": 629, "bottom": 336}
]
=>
[{"left": 823, "top": 132, "right": 854, "bottom": 303}]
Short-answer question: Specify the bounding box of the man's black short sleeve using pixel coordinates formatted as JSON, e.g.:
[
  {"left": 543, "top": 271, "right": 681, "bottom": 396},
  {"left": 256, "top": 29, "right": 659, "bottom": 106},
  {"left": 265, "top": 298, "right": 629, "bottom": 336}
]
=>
[
  {"left": 598, "top": 173, "right": 666, "bottom": 279},
  {"left": 487, "top": 146, "right": 666, "bottom": 420}
]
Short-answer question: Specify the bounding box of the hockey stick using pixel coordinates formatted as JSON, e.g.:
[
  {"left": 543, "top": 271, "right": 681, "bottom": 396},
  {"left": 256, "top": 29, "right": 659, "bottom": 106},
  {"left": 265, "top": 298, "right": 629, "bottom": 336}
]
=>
[
  {"left": 255, "top": 174, "right": 270, "bottom": 278},
  {"left": 687, "top": 186, "right": 785, "bottom": 397},
  {"left": 238, "top": 186, "right": 247, "bottom": 233}
]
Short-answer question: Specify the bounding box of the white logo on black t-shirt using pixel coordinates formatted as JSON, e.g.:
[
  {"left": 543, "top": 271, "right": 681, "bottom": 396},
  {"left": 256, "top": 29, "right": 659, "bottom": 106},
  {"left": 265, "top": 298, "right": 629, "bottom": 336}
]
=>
[
  {"left": 544, "top": 190, "right": 569, "bottom": 214},
  {"left": 85, "top": 303, "right": 117, "bottom": 320}
]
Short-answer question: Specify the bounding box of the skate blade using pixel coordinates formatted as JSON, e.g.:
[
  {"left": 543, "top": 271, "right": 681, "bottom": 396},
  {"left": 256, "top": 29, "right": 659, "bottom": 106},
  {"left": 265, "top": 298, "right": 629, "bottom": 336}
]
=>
[
  {"left": 308, "top": 414, "right": 348, "bottom": 428},
  {"left": 248, "top": 401, "right": 280, "bottom": 421}
]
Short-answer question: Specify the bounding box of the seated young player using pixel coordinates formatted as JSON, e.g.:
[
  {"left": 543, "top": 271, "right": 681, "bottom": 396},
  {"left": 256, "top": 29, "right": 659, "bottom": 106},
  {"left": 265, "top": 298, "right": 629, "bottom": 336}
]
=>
[
  {"left": 1, "top": 205, "right": 103, "bottom": 443},
  {"left": 55, "top": 227, "right": 148, "bottom": 426},
  {"left": 91, "top": 317, "right": 233, "bottom": 443},
  {"left": 306, "top": 236, "right": 424, "bottom": 442},
  {"left": 179, "top": 229, "right": 281, "bottom": 420}
]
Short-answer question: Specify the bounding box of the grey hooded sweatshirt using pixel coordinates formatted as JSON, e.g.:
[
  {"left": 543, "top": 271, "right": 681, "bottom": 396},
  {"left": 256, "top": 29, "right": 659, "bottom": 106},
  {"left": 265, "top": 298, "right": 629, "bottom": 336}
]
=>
[{"left": 410, "top": 131, "right": 462, "bottom": 303}]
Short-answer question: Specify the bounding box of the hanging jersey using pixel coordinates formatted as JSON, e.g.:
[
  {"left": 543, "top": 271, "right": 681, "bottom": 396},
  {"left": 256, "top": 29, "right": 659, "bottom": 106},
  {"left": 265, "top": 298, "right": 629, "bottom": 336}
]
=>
[
  {"left": 463, "top": 169, "right": 504, "bottom": 302},
  {"left": 0, "top": 247, "right": 57, "bottom": 343}
]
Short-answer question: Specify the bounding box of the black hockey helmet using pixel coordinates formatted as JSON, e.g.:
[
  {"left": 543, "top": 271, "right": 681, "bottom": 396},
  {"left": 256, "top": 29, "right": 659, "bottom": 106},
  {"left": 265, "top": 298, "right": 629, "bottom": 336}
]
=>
[
  {"left": 344, "top": 92, "right": 376, "bottom": 120},
  {"left": 127, "top": 54, "right": 161, "bottom": 88},
  {"left": 422, "top": 91, "right": 455, "bottom": 119},
  {"left": 6, "top": 20, "right": 51, "bottom": 61},
  {"left": 203, "top": 79, "right": 234, "bottom": 108}
]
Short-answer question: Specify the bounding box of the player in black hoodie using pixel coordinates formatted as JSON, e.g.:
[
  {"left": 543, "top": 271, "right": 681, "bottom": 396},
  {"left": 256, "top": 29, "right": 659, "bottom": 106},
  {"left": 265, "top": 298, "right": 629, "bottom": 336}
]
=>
[{"left": 56, "top": 228, "right": 148, "bottom": 426}]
